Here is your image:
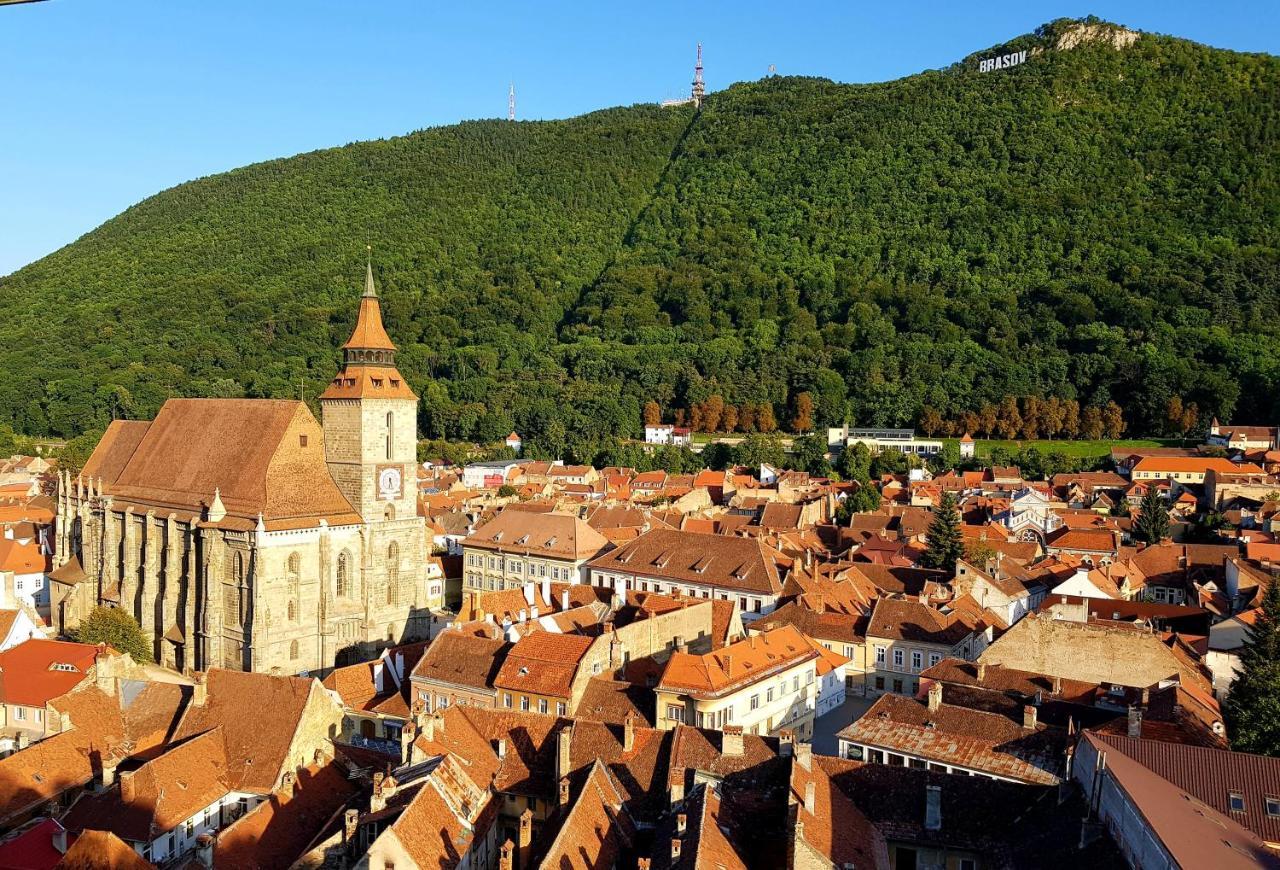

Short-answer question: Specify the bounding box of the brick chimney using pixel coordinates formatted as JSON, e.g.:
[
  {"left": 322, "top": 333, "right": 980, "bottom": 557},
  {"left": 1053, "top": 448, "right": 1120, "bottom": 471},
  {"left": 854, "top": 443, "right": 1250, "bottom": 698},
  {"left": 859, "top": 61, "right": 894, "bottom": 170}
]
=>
[
  {"left": 401, "top": 720, "right": 418, "bottom": 766},
  {"left": 559, "top": 776, "right": 571, "bottom": 808},
  {"left": 194, "top": 833, "right": 214, "bottom": 868},
  {"left": 343, "top": 809, "right": 359, "bottom": 846},
  {"left": 795, "top": 740, "right": 812, "bottom": 772},
  {"left": 927, "top": 682, "right": 943, "bottom": 713},
  {"left": 1127, "top": 705, "right": 1142, "bottom": 738},
  {"left": 100, "top": 755, "right": 118, "bottom": 789},
  {"left": 499, "top": 839, "right": 514, "bottom": 870},
  {"left": 1023, "top": 705, "right": 1037, "bottom": 730},
  {"left": 722, "top": 725, "right": 743, "bottom": 757},
  {"left": 518, "top": 808, "right": 533, "bottom": 869},
  {"left": 976, "top": 662, "right": 986, "bottom": 682},
  {"left": 804, "top": 780, "right": 815, "bottom": 813},
  {"left": 370, "top": 772, "right": 386, "bottom": 813},
  {"left": 280, "top": 771, "right": 296, "bottom": 800},
  {"left": 624, "top": 712, "right": 636, "bottom": 753},
  {"left": 637, "top": 859, "right": 651, "bottom": 870},
  {"left": 557, "top": 726, "right": 573, "bottom": 781},
  {"left": 670, "top": 767, "right": 685, "bottom": 806},
  {"left": 192, "top": 671, "right": 208, "bottom": 706},
  {"left": 671, "top": 838, "right": 682, "bottom": 861},
  {"left": 676, "top": 812, "right": 687, "bottom": 834}
]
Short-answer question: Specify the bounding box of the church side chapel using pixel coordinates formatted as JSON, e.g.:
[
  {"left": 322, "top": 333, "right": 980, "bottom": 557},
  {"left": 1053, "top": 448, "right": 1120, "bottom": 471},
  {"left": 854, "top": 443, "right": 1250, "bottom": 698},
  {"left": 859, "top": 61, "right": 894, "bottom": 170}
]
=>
[{"left": 48, "top": 263, "right": 440, "bottom": 675}]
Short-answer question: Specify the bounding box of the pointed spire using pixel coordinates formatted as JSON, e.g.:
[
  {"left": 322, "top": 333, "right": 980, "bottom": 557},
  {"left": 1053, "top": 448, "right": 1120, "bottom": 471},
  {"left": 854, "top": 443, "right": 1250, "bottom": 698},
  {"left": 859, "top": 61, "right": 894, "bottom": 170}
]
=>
[
  {"left": 208, "top": 487, "right": 226, "bottom": 523},
  {"left": 364, "top": 245, "right": 378, "bottom": 298}
]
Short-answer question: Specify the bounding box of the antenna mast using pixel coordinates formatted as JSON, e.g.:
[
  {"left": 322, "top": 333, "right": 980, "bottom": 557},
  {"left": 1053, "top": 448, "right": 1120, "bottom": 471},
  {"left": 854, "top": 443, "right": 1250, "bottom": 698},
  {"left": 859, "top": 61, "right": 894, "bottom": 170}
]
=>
[
  {"left": 508, "top": 82, "right": 516, "bottom": 121},
  {"left": 692, "top": 43, "right": 705, "bottom": 108}
]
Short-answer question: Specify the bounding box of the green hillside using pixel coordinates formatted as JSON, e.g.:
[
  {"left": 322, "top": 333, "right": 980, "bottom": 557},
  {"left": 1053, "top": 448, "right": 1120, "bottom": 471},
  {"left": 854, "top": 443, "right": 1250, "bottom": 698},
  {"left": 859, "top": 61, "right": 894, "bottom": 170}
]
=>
[{"left": 3, "top": 18, "right": 1278, "bottom": 462}]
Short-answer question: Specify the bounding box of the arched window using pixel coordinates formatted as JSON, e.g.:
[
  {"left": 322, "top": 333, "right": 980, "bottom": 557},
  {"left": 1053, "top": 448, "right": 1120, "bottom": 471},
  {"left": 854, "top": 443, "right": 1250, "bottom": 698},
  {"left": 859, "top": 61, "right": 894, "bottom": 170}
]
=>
[
  {"left": 289, "top": 640, "right": 299, "bottom": 660},
  {"left": 287, "top": 552, "right": 301, "bottom": 622},
  {"left": 383, "top": 504, "right": 396, "bottom": 521},
  {"left": 224, "top": 551, "right": 245, "bottom": 626},
  {"left": 386, "top": 411, "right": 394, "bottom": 460},
  {"left": 386, "top": 542, "right": 399, "bottom": 606},
  {"left": 336, "top": 550, "right": 351, "bottom": 597}
]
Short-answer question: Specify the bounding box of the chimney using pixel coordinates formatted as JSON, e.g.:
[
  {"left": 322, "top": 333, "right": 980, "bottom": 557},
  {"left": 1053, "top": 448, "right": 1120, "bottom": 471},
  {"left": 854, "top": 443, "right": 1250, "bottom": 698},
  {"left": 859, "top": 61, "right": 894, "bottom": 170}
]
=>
[
  {"left": 976, "top": 662, "right": 986, "bottom": 682},
  {"left": 670, "top": 767, "right": 685, "bottom": 806},
  {"left": 557, "top": 726, "right": 573, "bottom": 781},
  {"left": 343, "top": 809, "right": 359, "bottom": 846},
  {"left": 722, "top": 725, "right": 744, "bottom": 757},
  {"left": 559, "top": 776, "right": 571, "bottom": 808},
  {"left": 604, "top": 619, "right": 615, "bottom": 635},
  {"left": 192, "top": 671, "right": 208, "bottom": 706},
  {"left": 280, "top": 771, "right": 296, "bottom": 800},
  {"left": 370, "top": 772, "right": 386, "bottom": 813},
  {"left": 638, "top": 859, "right": 652, "bottom": 870},
  {"left": 499, "top": 840, "right": 515, "bottom": 870},
  {"left": 671, "top": 838, "right": 682, "bottom": 861},
  {"left": 100, "top": 755, "right": 118, "bottom": 788},
  {"left": 795, "top": 740, "right": 812, "bottom": 771},
  {"left": 401, "top": 721, "right": 418, "bottom": 766},
  {"left": 120, "top": 770, "right": 137, "bottom": 804},
  {"left": 51, "top": 827, "right": 68, "bottom": 854},
  {"left": 518, "top": 808, "right": 533, "bottom": 869},
  {"left": 497, "top": 737, "right": 507, "bottom": 759},
  {"left": 778, "top": 729, "right": 794, "bottom": 757},
  {"left": 542, "top": 577, "right": 551, "bottom": 606},
  {"left": 523, "top": 582, "right": 535, "bottom": 606},
  {"left": 1052, "top": 675, "right": 1063, "bottom": 695},
  {"left": 927, "top": 682, "right": 943, "bottom": 713},
  {"left": 924, "top": 784, "right": 942, "bottom": 831},
  {"left": 195, "top": 833, "right": 214, "bottom": 868},
  {"left": 624, "top": 712, "right": 636, "bottom": 753},
  {"left": 561, "top": 588, "right": 570, "bottom": 611},
  {"left": 804, "top": 780, "right": 816, "bottom": 814},
  {"left": 1023, "top": 705, "right": 1037, "bottom": 730},
  {"left": 677, "top": 813, "right": 687, "bottom": 834},
  {"left": 1127, "top": 705, "right": 1142, "bottom": 738}
]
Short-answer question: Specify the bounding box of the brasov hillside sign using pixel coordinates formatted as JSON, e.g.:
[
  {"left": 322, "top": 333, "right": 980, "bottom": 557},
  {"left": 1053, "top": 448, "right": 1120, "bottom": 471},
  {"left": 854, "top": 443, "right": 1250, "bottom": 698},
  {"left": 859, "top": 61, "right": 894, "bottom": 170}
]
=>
[{"left": 979, "top": 50, "right": 1028, "bottom": 72}]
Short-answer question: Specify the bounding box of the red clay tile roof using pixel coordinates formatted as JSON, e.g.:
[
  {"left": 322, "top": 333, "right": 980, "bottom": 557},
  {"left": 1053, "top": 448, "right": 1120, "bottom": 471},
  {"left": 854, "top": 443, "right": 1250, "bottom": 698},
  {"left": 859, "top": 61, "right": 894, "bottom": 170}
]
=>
[
  {"left": 792, "top": 755, "right": 890, "bottom": 869},
  {"left": 839, "top": 693, "right": 1062, "bottom": 784},
  {"left": 538, "top": 759, "right": 635, "bottom": 870},
  {"left": 464, "top": 509, "right": 611, "bottom": 561},
  {"left": 589, "top": 528, "right": 783, "bottom": 595},
  {"left": 493, "top": 632, "right": 593, "bottom": 699},
  {"left": 0, "top": 640, "right": 101, "bottom": 707},
  {"left": 866, "top": 598, "right": 974, "bottom": 646},
  {"left": 411, "top": 631, "right": 508, "bottom": 694},
  {"left": 54, "top": 830, "right": 155, "bottom": 870},
  {"left": 656, "top": 625, "right": 818, "bottom": 698}
]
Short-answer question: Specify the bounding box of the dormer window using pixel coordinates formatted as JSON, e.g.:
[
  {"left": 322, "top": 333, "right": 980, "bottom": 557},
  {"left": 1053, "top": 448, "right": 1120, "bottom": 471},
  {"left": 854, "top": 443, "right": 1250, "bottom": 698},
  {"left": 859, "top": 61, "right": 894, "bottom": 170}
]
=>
[
  {"left": 1230, "top": 792, "right": 1246, "bottom": 813},
  {"left": 372, "top": 378, "right": 384, "bottom": 388}
]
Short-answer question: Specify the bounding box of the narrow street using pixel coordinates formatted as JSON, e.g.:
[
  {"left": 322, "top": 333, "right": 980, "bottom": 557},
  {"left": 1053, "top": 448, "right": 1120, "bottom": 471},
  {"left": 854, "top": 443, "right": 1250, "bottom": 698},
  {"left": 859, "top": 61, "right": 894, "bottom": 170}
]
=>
[{"left": 811, "top": 692, "right": 877, "bottom": 757}]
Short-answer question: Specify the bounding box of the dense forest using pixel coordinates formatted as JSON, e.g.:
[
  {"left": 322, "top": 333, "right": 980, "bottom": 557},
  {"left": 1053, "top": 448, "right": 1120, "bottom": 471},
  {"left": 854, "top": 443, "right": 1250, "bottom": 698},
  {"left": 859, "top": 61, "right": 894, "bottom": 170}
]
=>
[{"left": 2, "top": 19, "right": 1277, "bottom": 463}]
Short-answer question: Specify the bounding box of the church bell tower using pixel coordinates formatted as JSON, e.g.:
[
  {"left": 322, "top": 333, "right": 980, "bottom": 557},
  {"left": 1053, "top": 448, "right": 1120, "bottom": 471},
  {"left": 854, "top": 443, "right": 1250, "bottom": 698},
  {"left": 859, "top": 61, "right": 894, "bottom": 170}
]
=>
[{"left": 319, "top": 260, "right": 419, "bottom": 526}]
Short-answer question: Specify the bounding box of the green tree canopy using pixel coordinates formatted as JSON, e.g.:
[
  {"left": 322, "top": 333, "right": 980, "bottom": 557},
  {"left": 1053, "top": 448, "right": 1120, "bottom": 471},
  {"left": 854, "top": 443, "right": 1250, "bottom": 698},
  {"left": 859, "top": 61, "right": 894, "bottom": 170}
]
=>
[
  {"left": 921, "top": 492, "right": 964, "bottom": 572},
  {"left": 1224, "top": 580, "right": 1280, "bottom": 755},
  {"left": 72, "top": 606, "right": 153, "bottom": 663}
]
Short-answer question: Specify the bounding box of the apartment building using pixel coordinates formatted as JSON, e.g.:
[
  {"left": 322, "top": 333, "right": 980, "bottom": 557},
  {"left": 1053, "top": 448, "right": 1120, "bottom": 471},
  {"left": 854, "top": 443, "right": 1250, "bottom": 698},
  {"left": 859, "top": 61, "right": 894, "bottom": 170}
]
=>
[{"left": 462, "top": 510, "right": 611, "bottom": 593}]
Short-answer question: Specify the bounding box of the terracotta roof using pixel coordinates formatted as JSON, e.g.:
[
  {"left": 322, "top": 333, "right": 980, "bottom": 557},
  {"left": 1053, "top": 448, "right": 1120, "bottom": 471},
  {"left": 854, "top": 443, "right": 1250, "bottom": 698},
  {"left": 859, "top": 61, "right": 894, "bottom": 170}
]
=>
[
  {"left": 0, "top": 538, "right": 47, "bottom": 574},
  {"left": 589, "top": 528, "right": 784, "bottom": 596},
  {"left": 651, "top": 782, "right": 749, "bottom": 870},
  {"left": 0, "top": 640, "right": 102, "bottom": 707},
  {"left": 62, "top": 728, "right": 230, "bottom": 842},
  {"left": 464, "top": 509, "right": 611, "bottom": 561},
  {"left": 321, "top": 642, "right": 429, "bottom": 716},
  {"left": 751, "top": 601, "right": 866, "bottom": 645},
  {"left": 92, "top": 399, "right": 361, "bottom": 529},
  {"left": 492, "top": 632, "right": 594, "bottom": 699},
  {"left": 1132, "top": 457, "right": 1263, "bottom": 475},
  {"left": 213, "top": 761, "right": 360, "bottom": 870},
  {"left": 573, "top": 677, "right": 653, "bottom": 726},
  {"left": 656, "top": 625, "right": 818, "bottom": 698},
  {"left": 1079, "top": 733, "right": 1276, "bottom": 868},
  {"left": 866, "top": 598, "right": 974, "bottom": 646},
  {"left": 171, "top": 669, "right": 322, "bottom": 793},
  {"left": 791, "top": 755, "right": 890, "bottom": 869},
  {"left": 79, "top": 420, "right": 152, "bottom": 489},
  {"left": 410, "top": 631, "right": 508, "bottom": 694},
  {"left": 839, "top": 693, "right": 1062, "bottom": 784},
  {"left": 538, "top": 759, "right": 635, "bottom": 870},
  {"left": 54, "top": 830, "right": 155, "bottom": 870},
  {"left": 317, "top": 363, "right": 417, "bottom": 400},
  {"left": 1045, "top": 527, "right": 1119, "bottom": 553},
  {"left": 921, "top": 658, "right": 1100, "bottom": 706}
]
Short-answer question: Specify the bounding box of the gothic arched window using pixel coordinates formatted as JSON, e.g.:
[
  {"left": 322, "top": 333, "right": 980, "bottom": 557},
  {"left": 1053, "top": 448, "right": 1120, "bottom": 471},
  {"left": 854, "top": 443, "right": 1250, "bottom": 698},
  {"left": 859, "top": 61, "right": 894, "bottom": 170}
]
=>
[
  {"left": 290, "top": 640, "right": 299, "bottom": 660},
  {"left": 336, "top": 550, "right": 351, "bottom": 597},
  {"left": 287, "top": 552, "right": 301, "bottom": 621},
  {"left": 386, "top": 542, "right": 399, "bottom": 606}
]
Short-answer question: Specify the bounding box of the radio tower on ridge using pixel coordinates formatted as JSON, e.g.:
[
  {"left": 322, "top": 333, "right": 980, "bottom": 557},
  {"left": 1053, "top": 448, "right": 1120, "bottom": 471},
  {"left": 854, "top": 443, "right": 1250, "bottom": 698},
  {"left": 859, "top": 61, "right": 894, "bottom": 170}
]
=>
[
  {"left": 691, "top": 43, "right": 705, "bottom": 108},
  {"left": 508, "top": 82, "right": 516, "bottom": 121}
]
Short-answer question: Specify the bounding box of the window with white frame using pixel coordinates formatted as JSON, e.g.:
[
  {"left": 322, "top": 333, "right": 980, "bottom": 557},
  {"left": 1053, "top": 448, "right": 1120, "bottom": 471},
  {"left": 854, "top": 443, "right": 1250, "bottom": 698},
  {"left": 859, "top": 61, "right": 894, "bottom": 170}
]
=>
[{"left": 875, "top": 646, "right": 886, "bottom": 664}]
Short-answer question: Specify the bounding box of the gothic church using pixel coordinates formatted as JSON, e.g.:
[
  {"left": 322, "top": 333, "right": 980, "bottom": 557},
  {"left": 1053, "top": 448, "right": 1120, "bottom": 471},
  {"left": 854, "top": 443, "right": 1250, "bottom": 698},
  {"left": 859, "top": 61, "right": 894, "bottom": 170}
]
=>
[{"left": 50, "top": 265, "right": 439, "bottom": 674}]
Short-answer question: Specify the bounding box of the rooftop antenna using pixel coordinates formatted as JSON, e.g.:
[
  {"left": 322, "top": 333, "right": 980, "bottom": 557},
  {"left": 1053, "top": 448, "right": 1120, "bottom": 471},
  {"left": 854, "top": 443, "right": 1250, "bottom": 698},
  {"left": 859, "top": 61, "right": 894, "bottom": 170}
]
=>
[
  {"left": 692, "top": 43, "right": 705, "bottom": 108},
  {"left": 508, "top": 82, "right": 516, "bottom": 121}
]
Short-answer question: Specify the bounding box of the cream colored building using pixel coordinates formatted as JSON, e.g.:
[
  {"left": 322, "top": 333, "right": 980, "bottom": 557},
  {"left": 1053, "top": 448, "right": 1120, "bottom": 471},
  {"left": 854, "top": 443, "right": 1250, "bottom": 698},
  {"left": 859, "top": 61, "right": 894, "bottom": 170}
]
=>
[
  {"left": 654, "top": 624, "right": 820, "bottom": 740},
  {"left": 50, "top": 265, "right": 440, "bottom": 675},
  {"left": 461, "top": 510, "right": 610, "bottom": 593}
]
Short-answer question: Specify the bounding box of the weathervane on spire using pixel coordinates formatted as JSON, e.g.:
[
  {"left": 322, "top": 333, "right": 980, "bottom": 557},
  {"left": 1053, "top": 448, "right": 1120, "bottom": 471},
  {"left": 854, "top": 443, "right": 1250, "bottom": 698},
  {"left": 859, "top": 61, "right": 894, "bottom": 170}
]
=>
[{"left": 363, "top": 244, "right": 377, "bottom": 298}]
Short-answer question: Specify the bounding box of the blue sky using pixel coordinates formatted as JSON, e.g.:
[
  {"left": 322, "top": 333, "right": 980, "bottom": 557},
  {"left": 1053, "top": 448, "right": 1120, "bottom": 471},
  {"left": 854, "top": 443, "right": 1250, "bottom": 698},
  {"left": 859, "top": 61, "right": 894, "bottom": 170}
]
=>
[{"left": 1, "top": 0, "right": 1276, "bottom": 276}]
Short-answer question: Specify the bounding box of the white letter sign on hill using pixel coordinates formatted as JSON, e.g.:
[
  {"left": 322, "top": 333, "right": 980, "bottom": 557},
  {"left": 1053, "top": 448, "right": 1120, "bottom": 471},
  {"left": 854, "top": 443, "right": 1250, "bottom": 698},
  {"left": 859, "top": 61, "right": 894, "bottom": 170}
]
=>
[{"left": 979, "top": 50, "right": 1028, "bottom": 73}]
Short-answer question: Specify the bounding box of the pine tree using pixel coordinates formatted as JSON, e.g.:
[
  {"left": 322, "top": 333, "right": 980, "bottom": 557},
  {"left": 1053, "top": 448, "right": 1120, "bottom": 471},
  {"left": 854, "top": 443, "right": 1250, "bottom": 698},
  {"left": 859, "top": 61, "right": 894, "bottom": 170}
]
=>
[
  {"left": 921, "top": 491, "right": 964, "bottom": 572},
  {"left": 1135, "top": 487, "right": 1170, "bottom": 543},
  {"left": 1224, "top": 580, "right": 1280, "bottom": 755}
]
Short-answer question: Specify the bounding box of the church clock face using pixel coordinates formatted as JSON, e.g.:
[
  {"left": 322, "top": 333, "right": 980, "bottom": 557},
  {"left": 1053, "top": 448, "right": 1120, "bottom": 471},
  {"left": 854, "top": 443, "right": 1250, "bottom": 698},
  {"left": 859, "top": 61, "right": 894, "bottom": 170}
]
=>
[{"left": 377, "top": 465, "right": 403, "bottom": 501}]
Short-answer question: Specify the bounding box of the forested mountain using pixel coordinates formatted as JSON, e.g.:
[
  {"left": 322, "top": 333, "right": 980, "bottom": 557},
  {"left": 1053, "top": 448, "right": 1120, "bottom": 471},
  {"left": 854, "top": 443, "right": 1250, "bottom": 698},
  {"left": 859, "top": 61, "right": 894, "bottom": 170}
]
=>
[{"left": 3, "top": 18, "right": 1278, "bottom": 461}]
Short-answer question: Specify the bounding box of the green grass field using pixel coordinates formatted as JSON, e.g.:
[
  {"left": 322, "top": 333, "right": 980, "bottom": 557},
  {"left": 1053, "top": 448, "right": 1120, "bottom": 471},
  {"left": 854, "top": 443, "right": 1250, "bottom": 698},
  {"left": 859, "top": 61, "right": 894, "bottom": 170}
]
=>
[{"left": 944, "top": 438, "right": 1181, "bottom": 459}]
